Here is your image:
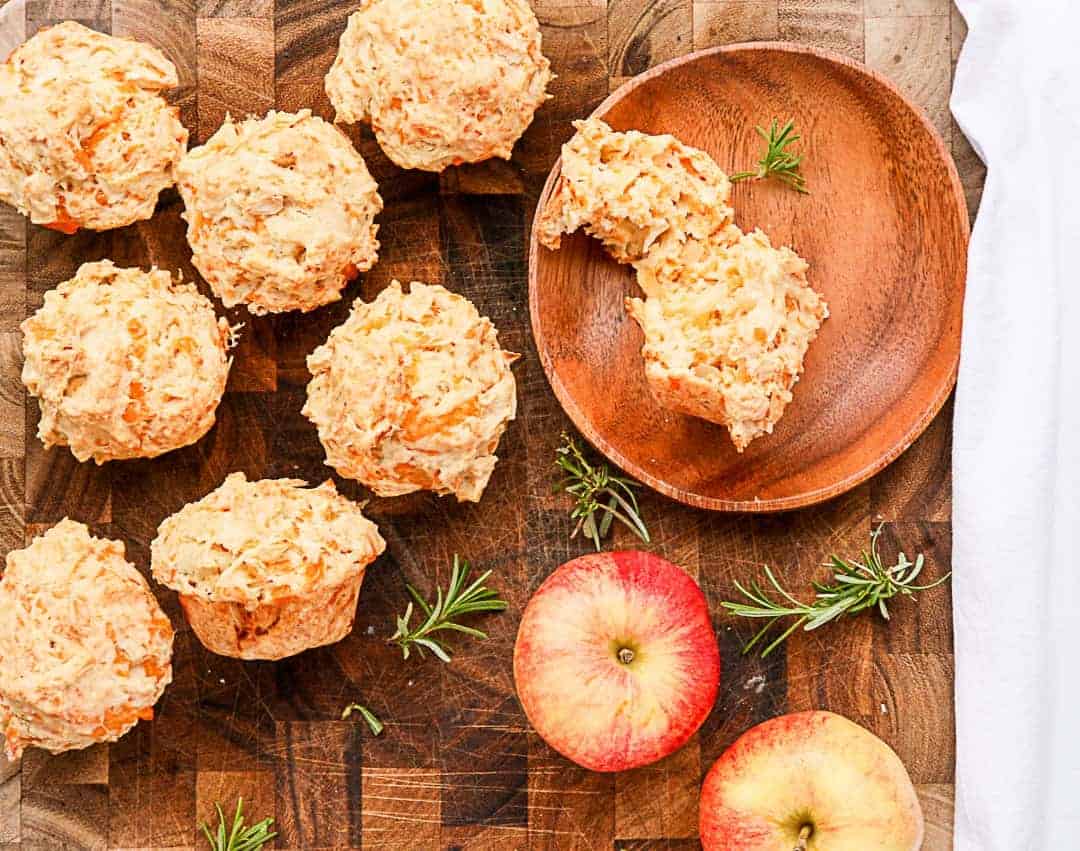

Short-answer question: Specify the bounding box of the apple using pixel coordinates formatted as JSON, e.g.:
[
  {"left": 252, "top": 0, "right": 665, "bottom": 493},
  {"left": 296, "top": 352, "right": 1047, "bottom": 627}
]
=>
[
  {"left": 699, "top": 711, "right": 923, "bottom": 851},
  {"left": 513, "top": 550, "right": 720, "bottom": 771}
]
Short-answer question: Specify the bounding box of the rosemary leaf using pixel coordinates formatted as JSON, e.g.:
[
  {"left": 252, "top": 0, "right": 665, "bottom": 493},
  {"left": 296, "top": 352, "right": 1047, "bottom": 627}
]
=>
[
  {"left": 554, "top": 433, "right": 650, "bottom": 551},
  {"left": 389, "top": 555, "right": 507, "bottom": 663},
  {"left": 730, "top": 118, "right": 809, "bottom": 194},
  {"left": 721, "top": 525, "right": 950, "bottom": 657},
  {"left": 341, "top": 702, "right": 384, "bottom": 736},
  {"left": 200, "top": 798, "right": 276, "bottom": 851}
]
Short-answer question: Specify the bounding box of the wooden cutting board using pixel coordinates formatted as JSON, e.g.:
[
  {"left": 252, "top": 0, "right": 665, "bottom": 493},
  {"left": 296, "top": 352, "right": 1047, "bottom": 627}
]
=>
[{"left": 0, "top": 0, "right": 980, "bottom": 848}]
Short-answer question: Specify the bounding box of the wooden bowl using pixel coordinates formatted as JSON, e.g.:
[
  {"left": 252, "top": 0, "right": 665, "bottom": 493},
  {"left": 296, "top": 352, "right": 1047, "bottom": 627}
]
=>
[{"left": 528, "top": 42, "right": 968, "bottom": 512}]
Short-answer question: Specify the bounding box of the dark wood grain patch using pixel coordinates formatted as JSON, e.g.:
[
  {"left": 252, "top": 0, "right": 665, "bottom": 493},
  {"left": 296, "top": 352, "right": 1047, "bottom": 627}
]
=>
[
  {"left": 361, "top": 768, "right": 441, "bottom": 850},
  {"left": 272, "top": 0, "right": 344, "bottom": 118},
  {"left": 272, "top": 721, "right": 362, "bottom": 849},
  {"left": 0, "top": 208, "right": 26, "bottom": 332},
  {"left": 527, "top": 737, "right": 614, "bottom": 848},
  {"left": 26, "top": 0, "right": 111, "bottom": 34},
  {"left": 692, "top": 1, "right": 779, "bottom": 48},
  {"left": 608, "top": 0, "right": 692, "bottom": 77},
  {"left": 614, "top": 743, "right": 699, "bottom": 839},
  {"left": 872, "top": 397, "right": 953, "bottom": 521},
  {"left": 198, "top": 0, "right": 270, "bottom": 17},
  {"left": 22, "top": 781, "right": 109, "bottom": 850},
  {"left": 195, "top": 16, "right": 274, "bottom": 143},
  {"left": 778, "top": 0, "right": 865, "bottom": 60},
  {"left": 113, "top": 0, "right": 197, "bottom": 130}
]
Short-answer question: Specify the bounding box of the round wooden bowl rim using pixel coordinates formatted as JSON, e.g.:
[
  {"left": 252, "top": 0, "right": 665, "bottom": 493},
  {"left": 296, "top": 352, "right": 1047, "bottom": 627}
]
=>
[{"left": 528, "top": 40, "right": 969, "bottom": 513}]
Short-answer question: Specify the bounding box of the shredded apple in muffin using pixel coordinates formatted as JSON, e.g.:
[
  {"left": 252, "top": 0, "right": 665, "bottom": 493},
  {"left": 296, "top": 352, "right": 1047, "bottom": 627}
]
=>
[
  {"left": 0, "top": 520, "right": 174, "bottom": 760},
  {"left": 539, "top": 118, "right": 828, "bottom": 451},
  {"left": 627, "top": 230, "right": 828, "bottom": 451},
  {"left": 0, "top": 21, "right": 187, "bottom": 232},
  {"left": 21, "top": 260, "right": 234, "bottom": 463},
  {"left": 326, "top": 0, "right": 552, "bottom": 171},
  {"left": 176, "top": 109, "right": 382, "bottom": 315},
  {"left": 304, "top": 281, "right": 519, "bottom": 501},
  {"left": 537, "top": 117, "right": 740, "bottom": 288}
]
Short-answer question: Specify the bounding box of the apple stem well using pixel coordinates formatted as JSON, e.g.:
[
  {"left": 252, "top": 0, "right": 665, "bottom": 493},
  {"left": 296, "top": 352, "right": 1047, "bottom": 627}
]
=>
[
  {"left": 617, "top": 647, "right": 635, "bottom": 665},
  {"left": 793, "top": 824, "right": 813, "bottom": 851}
]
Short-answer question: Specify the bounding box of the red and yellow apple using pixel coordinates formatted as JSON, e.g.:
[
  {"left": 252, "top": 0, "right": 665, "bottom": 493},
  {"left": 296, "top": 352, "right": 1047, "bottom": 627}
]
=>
[
  {"left": 513, "top": 550, "right": 720, "bottom": 771},
  {"left": 699, "top": 711, "right": 923, "bottom": 851}
]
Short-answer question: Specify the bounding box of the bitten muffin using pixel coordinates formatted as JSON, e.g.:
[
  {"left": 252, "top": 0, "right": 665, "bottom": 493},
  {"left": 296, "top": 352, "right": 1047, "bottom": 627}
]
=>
[
  {"left": 151, "top": 473, "right": 386, "bottom": 660},
  {"left": 176, "top": 110, "right": 382, "bottom": 315},
  {"left": 536, "top": 118, "right": 739, "bottom": 292},
  {"left": 303, "top": 281, "right": 518, "bottom": 502},
  {"left": 0, "top": 519, "right": 174, "bottom": 760},
  {"left": 626, "top": 230, "right": 828, "bottom": 451},
  {"left": 0, "top": 21, "right": 187, "bottom": 232},
  {"left": 325, "top": 0, "right": 552, "bottom": 172},
  {"left": 21, "top": 260, "right": 234, "bottom": 463}
]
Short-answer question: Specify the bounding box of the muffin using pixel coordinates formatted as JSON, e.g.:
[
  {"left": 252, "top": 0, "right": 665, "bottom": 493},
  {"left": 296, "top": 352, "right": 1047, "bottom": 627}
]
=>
[
  {"left": 325, "top": 0, "right": 552, "bottom": 172},
  {"left": 21, "top": 260, "right": 234, "bottom": 463},
  {"left": 176, "top": 110, "right": 382, "bottom": 315},
  {"left": 536, "top": 118, "right": 739, "bottom": 292},
  {"left": 0, "top": 21, "right": 187, "bottom": 232},
  {"left": 0, "top": 519, "right": 174, "bottom": 760},
  {"left": 303, "top": 281, "right": 518, "bottom": 502},
  {"left": 626, "top": 230, "right": 828, "bottom": 451},
  {"left": 151, "top": 473, "right": 386, "bottom": 660}
]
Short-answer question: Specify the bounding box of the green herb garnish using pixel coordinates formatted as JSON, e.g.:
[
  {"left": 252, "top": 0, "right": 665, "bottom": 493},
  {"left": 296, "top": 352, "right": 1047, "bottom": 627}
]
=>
[
  {"left": 731, "top": 118, "right": 809, "bottom": 194},
  {"left": 200, "top": 798, "right": 276, "bottom": 851},
  {"left": 341, "top": 702, "right": 384, "bottom": 736},
  {"left": 721, "top": 525, "right": 950, "bottom": 657},
  {"left": 390, "top": 555, "right": 507, "bottom": 662},
  {"left": 554, "top": 433, "right": 650, "bottom": 551}
]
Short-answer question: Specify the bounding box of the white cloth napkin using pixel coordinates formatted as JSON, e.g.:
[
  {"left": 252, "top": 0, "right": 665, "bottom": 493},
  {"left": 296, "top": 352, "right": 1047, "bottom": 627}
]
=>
[{"left": 951, "top": 1, "right": 1080, "bottom": 847}]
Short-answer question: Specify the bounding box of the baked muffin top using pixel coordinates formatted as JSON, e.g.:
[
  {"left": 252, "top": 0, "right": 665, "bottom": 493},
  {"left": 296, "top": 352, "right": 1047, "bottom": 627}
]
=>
[
  {"left": 151, "top": 473, "right": 386, "bottom": 605},
  {"left": 0, "top": 519, "right": 174, "bottom": 760},
  {"left": 303, "top": 281, "right": 518, "bottom": 502},
  {"left": 21, "top": 260, "right": 233, "bottom": 463},
  {"left": 176, "top": 109, "right": 382, "bottom": 315},
  {"left": 326, "top": 0, "right": 551, "bottom": 171},
  {"left": 0, "top": 21, "right": 187, "bottom": 232}
]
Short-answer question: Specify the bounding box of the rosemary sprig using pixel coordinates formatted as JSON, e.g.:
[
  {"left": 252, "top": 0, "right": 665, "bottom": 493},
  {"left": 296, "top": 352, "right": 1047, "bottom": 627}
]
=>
[
  {"left": 390, "top": 555, "right": 507, "bottom": 663},
  {"left": 200, "top": 798, "right": 276, "bottom": 851},
  {"left": 730, "top": 118, "right": 809, "bottom": 194},
  {"left": 554, "top": 433, "right": 650, "bottom": 551},
  {"left": 721, "top": 525, "right": 951, "bottom": 657},
  {"left": 341, "top": 702, "right": 384, "bottom": 736}
]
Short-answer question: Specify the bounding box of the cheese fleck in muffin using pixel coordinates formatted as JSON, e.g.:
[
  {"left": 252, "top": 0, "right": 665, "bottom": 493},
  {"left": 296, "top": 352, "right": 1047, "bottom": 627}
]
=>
[
  {"left": 626, "top": 230, "right": 828, "bottom": 451},
  {"left": 536, "top": 118, "right": 739, "bottom": 288},
  {"left": 0, "top": 21, "right": 187, "bottom": 232},
  {"left": 303, "top": 281, "right": 518, "bottom": 501},
  {"left": 152, "top": 473, "right": 386, "bottom": 660},
  {"left": 325, "top": 0, "right": 552, "bottom": 172},
  {"left": 21, "top": 260, "right": 234, "bottom": 464},
  {"left": 176, "top": 110, "right": 382, "bottom": 315},
  {"left": 0, "top": 519, "right": 174, "bottom": 760}
]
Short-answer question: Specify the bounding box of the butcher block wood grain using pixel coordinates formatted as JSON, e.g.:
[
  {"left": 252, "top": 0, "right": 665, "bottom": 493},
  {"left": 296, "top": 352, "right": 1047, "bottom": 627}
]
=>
[{"left": 0, "top": 0, "right": 979, "bottom": 848}]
